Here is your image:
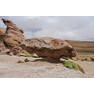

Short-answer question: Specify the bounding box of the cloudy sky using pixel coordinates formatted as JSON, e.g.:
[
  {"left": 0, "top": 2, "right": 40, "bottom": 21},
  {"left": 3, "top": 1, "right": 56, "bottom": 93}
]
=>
[{"left": 0, "top": 16, "right": 94, "bottom": 41}]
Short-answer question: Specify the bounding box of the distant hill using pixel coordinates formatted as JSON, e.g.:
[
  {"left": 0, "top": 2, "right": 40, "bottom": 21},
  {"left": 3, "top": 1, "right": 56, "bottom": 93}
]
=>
[{"left": 67, "top": 40, "right": 94, "bottom": 55}]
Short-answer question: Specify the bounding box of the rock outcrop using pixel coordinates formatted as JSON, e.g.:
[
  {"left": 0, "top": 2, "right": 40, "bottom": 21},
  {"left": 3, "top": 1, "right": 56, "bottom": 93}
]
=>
[
  {"left": 21, "top": 37, "right": 77, "bottom": 59},
  {"left": 0, "top": 18, "right": 25, "bottom": 55},
  {"left": 2, "top": 18, "right": 24, "bottom": 47},
  {"left": 0, "top": 18, "right": 77, "bottom": 59},
  {"left": 0, "top": 28, "right": 5, "bottom": 35},
  {"left": 0, "top": 28, "right": 6, "bottom": 52}
]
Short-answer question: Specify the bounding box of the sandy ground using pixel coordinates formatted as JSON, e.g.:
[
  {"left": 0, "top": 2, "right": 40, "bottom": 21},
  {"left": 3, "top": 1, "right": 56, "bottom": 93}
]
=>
[{"left": 0, "top": 55, "right": 94, "bottom": 78}]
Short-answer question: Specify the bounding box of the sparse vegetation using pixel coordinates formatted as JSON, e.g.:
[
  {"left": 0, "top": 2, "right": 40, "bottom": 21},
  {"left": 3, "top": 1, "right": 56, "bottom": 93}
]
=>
[
  {"left": 20, "top": 53, "right": 39, "bottom": 58},
  {"left": 68, "top": 40, "right": 94, "bottom": 55},
  {"left": 63, "top": 61, "right": 85, "bottom": 73},
  {"left": 74, "top": 54, "right": 94, "bottom": 61},
  {"left": 17, "top": 58, "right": 30, "bottom": 63},
  {"left": 20, "top": 53, "right": 33, "bottom": 57},
  {"left": 17, "top": 60, "right": 25, "bottom": 63}
]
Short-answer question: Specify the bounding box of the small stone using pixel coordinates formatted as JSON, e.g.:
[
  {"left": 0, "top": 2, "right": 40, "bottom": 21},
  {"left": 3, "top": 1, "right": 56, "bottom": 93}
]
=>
[{"left": 90, "top": 57, "right": 94, "bottom": 61}]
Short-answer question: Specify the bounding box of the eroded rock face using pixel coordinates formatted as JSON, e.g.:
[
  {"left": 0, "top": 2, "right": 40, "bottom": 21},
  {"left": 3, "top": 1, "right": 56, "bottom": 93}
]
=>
[
  {"left": 0, "top": 18, "right": 25, "bottom": 55},
  {"left": 22, "top": 37, "right": 77, "bottom": 59},
  {"left": 2, "top": 18, "right": 24, "bottom": 45},
  {"left": 0, "top": 28, "right": 6, "bottom": 52},
  {"left": 0, "top": 28, "right": 5, "bottom": 35}
]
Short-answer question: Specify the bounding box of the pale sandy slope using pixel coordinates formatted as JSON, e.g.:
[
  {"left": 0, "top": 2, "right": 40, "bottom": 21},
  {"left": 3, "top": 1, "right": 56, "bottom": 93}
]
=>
[{"left": 0, "top": 55, "right": 94, "bottom": 78}]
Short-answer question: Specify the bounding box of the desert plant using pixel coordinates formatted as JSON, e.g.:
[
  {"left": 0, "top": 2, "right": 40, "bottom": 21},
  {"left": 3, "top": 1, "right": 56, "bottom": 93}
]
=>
[
  {"left": 17, "top": 60, "right": 25, "bottom": 63},
  {"left": 20, "top": 53, "right": 33, "bottom": 57},
  {"left": 20, "top": 53, "right": 39, "bottom": 58},
  {"left": 63, "top": 61, "right": 85, "bottom": 73}
]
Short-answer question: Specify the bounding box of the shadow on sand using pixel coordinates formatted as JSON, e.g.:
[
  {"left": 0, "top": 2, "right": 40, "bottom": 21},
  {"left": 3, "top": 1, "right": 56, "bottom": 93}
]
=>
[{"left": 31, "top": 58, "right": 64, "bottom": 64}]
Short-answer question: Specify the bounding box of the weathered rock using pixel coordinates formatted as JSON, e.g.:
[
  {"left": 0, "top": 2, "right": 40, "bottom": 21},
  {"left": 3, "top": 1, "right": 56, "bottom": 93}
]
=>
[
  {"left": 10, "top": 46, "right": 23, "bottom": 55},
  {"left": 0, "top": 28, "right": 6, "bottom": 52},
  {"left": 1, "top": 18, "right": 25, "bottom": 55},
  {"left": 21, "top": 37, "right": 77, "bottom": 59},
  {"left": 0, "top": 28, "right": 5, "bottom": 35},
  {"left": 2, "top": 18, "right": 24, "bottom": 45},
  {"left": 0, "top": 18, "right": 77, "bottom": 59},
  {"left": 0, "top": 39, "right": 6, "bottom": 52},
  {"left": 90, "top": 57, "right": 94, "bottom": 61}
]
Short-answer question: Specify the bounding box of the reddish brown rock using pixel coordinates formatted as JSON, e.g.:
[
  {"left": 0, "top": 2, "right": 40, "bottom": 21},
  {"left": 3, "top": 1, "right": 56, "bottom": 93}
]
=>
[
  {"left": 21, "top": 37, "right": 77, "bottom": 59},
  {"left": 0, "top": 18, "right": 25, "bottom": 55},
  {"left": 2, "top": 18, "right": 24, "bottom": 44},
  {"left": 0, "top": 18, "right": 77, "bottom": 58},
  {"left": 0, "top": 39, "right": 6, "bottom": 52},
  {"left": 0, "top": 28, "right": 6, "bottom": 52},
  {"left": 90, "top": 57, "right": 94, "bottom": 61},
  {"left": 0, "top": 28, "right": 5, "bottom": 35}
]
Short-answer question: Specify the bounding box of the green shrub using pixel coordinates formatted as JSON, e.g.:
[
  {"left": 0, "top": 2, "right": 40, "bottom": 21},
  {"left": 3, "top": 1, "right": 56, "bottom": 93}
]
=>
[
  {"left": 20, "top": 53, "right": 33, "bottom": 57},
  {"left": 63, "top": 61, "right": 85, "bottom": 73}
]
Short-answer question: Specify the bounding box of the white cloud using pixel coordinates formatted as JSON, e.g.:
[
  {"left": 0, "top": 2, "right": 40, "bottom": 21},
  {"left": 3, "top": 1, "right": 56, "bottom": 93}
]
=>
[{"left": 0, "top": 16, "right": 94, "bottom": 41}]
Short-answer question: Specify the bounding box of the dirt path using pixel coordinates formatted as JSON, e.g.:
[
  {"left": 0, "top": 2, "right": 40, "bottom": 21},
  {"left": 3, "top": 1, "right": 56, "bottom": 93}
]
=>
[{"left": 0, "top": 55, "right": 93, "bottom": 78}]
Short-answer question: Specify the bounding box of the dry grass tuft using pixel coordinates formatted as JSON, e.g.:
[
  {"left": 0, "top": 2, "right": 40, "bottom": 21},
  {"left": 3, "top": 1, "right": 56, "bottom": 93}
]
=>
[
  {"left": 17, "top": 60, "right": 25, "bottom": 63},
  {"left": 63, "top": 61, "right": 85, "bottom": 73}
]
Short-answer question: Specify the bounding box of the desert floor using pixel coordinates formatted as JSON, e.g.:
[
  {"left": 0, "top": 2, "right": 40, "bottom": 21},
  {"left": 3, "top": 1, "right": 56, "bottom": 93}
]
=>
[{"left": 0, "top": 55, "right": 94, "bottom": 78}]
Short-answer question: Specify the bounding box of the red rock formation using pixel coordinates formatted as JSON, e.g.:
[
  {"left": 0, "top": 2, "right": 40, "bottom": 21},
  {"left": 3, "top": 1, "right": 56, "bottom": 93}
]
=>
[
  {"left": 0, "top": 18, "right": 77, "bottom": 59},
  {"left": 0, "top": 18, "right": 25, "bottom": 55},
  {"left": 22, "top": 37, "right": 77, "bottom": 59},
  {"left": 0, "top": 28, "right": 6, "bottom": 52},
  {"left": 2, "top": 18, "right": 24, "bottom": 44},
  {"left": 0, "top": 28, "right": 5, "bottom": 35}
]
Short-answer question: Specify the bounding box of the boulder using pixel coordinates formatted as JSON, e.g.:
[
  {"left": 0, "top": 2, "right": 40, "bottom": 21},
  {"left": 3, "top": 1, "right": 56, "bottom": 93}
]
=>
[{"left": 21, "top": 37, "right": 77, "bottom": 60}]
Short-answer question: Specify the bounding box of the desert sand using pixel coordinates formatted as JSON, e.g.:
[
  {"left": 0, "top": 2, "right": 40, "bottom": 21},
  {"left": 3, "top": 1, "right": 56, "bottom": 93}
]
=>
[{"left": 0, "top": 55, "right": 94, "bottom": 78}]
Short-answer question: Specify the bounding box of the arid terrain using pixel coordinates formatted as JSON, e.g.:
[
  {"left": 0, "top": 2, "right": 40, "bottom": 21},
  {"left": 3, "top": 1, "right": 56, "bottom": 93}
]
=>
[
  {"left": 0, "top": 35, "right": 94, "bottom": 77},
  {"left": 0, "top": 53, "right": 94, "bottom": 78},
  {"left": 0, "top": 18, "right": 94, "bottom": 78},
  {"left": 68, "top": 40, "right": 94, "bottom": 55}
]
